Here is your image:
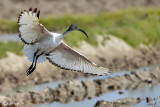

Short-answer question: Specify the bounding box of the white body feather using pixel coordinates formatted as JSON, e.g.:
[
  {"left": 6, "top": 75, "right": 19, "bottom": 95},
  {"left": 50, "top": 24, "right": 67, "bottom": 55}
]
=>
[{"left": 24, "top": 32, "right": 62, "bottom": 63}]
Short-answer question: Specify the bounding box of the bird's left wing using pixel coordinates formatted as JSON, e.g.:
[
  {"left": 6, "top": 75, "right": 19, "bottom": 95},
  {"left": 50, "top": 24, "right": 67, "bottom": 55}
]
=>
[
  {"left": 18, "top": 8, "right": 50, "bottom": 45},
  {"left": 45, "top": 42, "right": 110, "bottom": 75}
]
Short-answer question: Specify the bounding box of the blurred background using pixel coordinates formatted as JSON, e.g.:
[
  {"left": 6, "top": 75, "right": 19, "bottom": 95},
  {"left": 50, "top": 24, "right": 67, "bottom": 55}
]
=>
[{"left": 0, "top": 0, "right": 160, "bottom": 107}]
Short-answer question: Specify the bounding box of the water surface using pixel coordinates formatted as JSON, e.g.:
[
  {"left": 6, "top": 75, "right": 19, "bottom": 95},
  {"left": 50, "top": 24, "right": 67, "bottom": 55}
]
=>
[
  {"left": 0, "top": 34, "right": 19, "bottom": 42},
  {"left": 23, "top": 67, "right": 159, "bottom": 107}
]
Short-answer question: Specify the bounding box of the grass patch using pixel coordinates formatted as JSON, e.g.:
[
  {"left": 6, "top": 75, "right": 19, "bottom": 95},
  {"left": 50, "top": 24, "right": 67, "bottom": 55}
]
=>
[
  {"left": 1, "top": 8, "right": 160, "bottom": 58},
  {"left": 0, "top": 19, "right": 18, "bottom": 33},
  {"left": 0, "top": 42, "right": 24, "bottom": 58},
  {"left": 40, "top": 8, "right": 160, "bottom": 47}
]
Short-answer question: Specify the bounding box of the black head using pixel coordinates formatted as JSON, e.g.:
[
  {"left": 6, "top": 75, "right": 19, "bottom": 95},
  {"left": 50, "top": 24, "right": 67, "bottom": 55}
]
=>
[
  {"left": 67, "top": 24, "right": 88, "bottom": 38},
  {"left": 68, "top": 24, "right": 79, "bottom": 31}
]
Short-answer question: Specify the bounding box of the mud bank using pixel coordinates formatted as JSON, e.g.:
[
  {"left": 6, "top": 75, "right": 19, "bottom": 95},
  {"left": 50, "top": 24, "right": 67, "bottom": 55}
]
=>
[
  {"left": 1, "top": 37, "right": 160, "bottom": 93},
  {"left": 0, "top": 53, "right": 85, "bottom": 93},
  {"left": 76, "top": 36, "right": 160, "bottom": 71},
  {"left": 95, "top": 96, "right": 160, "bottom": 107},
  {"left": 94, "top": 97, "right": 140, "bottom": 107},
  {"left": 0, "top": 69, "right": 159, "bottom": 107},
  {"left": 106, "top": 45, "right": 160, "bottom": 71}
]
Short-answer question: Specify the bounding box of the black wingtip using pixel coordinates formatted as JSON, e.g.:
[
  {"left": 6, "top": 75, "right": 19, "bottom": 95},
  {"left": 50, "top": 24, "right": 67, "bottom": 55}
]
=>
[
  {"left": 17, "top": 18, "right": 20, "bottom": 23},
  {"left": 18, "top": 14, "right": 21, "bottom": 18},
  {"left": 37, "top": 10, "right": 40, "bottom": 18},
  {"left": 29, "top": 8, "right": 32, "bottom": 11},
  {"left": 34, "top": 8, "right": 37, "bottom": 13}
]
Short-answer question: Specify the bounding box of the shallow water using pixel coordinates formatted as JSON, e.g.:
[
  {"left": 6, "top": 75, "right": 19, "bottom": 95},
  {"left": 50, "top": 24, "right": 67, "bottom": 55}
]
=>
[
  {"left": 22, "top": 67, "right": 160, "bottom": 107},
  {"left": 0, "top": 34, "right": 19, "bottom": 42},
  {"left": 29, "top": 84, "right": 160, "bottom": 107}
]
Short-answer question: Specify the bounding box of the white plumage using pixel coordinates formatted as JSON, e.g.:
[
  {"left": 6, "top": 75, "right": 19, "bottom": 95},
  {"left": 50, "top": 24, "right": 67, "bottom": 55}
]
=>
[
  {"left": 24, "top": 45, "right": 46, "bottom": 63},
  {"left": 18, "top": 8, "right": 110, "bottom": 76}
]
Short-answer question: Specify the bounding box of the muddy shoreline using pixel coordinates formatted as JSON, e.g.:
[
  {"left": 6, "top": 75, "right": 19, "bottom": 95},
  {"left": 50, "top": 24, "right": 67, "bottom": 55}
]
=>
[
  {"left": 94, "top": 98, "right": 141, "bottom": 107},
  {"left": 1, "top": 37, "right": 160, "bottom": 106},
  {"left": 0, "top": 68, "right": 160, "bottom": 107},
  {"left": 1, "top": 41, "right": 160, "bottom": 92}
]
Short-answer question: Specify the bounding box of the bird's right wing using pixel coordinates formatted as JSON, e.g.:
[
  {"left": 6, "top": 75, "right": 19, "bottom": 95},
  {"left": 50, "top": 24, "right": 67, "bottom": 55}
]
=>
[
  {"left": 45, "top": 42, "right": 110, "bottom": 75},
  {"left": 18, "top": 8, "right": 50, "bottom": 45}
]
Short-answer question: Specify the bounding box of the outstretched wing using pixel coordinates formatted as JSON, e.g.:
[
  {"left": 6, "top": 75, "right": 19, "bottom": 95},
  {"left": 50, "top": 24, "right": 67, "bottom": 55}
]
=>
[
  {"left": 45, "top": 42, "right": 110, "bottom": 75},
  {"left": 18, "top": 8, "right": 50, "bottom": 45}
]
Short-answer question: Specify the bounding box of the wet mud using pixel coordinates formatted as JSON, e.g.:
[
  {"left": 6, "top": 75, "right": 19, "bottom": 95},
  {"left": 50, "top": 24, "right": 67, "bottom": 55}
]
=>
[{"left": 0, "top": 69, "right": 160, "bottom": 107}]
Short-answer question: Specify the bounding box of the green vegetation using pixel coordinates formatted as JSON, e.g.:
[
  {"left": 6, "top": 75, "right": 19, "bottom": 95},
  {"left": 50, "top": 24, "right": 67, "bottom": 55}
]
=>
[
  {"left": 0, "top": 20, "right": 18, "bottom": 33},
  {"left": 0, "top": 42, "right": 24, "bottom": 58},
  {"left": 40, "top": 8, "right": 160, "bottom": 47},
  {"left": 1, "top": 8, "right": 160, "bottom": 58}
]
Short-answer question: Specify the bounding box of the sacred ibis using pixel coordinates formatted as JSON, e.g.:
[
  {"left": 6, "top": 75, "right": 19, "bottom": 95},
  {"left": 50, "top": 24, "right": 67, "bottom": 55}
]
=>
[{"left": 17, "top": 8, "right": 110, "bottom": 76}]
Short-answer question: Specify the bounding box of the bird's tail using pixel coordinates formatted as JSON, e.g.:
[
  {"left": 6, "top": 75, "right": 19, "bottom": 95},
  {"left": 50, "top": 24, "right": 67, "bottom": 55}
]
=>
[{"left": 24, "top": 45, "right": 46, "bottom": 63}]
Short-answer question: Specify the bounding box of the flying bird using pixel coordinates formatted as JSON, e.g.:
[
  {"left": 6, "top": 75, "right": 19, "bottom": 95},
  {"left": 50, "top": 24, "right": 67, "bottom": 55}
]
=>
[{"left": 17, "top": 8, "right": 110, "bottom": 76}]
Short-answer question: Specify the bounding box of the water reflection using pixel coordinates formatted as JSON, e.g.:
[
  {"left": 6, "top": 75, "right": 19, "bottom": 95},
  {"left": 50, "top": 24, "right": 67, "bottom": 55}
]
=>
[
  {"left": 23, "top": 67, "right": 159, "bottom": 107},
  {"left": 27, "top": 84, "right": 160, "bottom": 107}
]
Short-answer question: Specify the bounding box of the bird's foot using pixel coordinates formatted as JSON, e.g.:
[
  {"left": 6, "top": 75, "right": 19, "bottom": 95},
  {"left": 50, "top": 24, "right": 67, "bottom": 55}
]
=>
[
  {"left": 26, "top": 68, "right": 33, "bottom": 76},
  {"left": 26, "top": 66, "right": 36, "bottom": 76},
  {"left": 26, "top": 64, "right": 33, "bottom": 72}
]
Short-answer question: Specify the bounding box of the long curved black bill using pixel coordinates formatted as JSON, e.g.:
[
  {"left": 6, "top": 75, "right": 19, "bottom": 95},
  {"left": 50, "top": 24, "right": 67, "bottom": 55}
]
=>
[{"left": 78, "top": 29, "right": 88, "bottom": 38}]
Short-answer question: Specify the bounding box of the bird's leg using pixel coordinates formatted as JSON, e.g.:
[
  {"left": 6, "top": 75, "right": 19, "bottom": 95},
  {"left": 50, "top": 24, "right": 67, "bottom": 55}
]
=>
[
  {"left": 31, "top": 53, "right": 43, "bottom": 72},
  {"left": 27, "top": 53, "right": 43, "bottom": 76},
  {"left": 26, "top": 50, "right": 39, "bottom": 73}
]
